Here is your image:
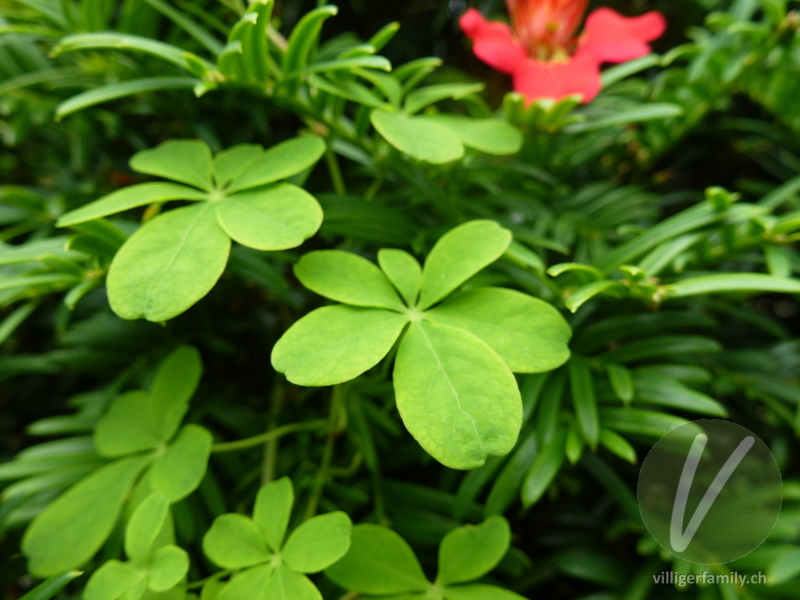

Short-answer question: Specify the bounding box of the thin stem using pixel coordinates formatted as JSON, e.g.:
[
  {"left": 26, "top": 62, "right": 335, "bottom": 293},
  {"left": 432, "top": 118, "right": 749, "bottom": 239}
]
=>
[
  {"left": 325, "top": 148, "right": 347, "bottom": 195},
  {"left": 304, "top": 384, "right": 347, "bottom": 519},
  {"left": 261, "top": 377, "right": 284, "bottom": 484},
  {"left": 211, "top": 420, "right": 328, "bottom": 453}
]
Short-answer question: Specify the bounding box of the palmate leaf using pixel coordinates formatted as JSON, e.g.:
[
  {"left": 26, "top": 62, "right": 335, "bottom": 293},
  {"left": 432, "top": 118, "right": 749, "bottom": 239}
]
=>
[
  {"left": 371, "top": 110, "right": 463, "bottom": 164},
  {"left": 203, "top": 478, "right": 349, "bottom": 600},
  {"left": 273, "top": 221, "right": 570, "bottom": 468},
  {"left": 437, "top": 516, "right": 510, "bottom": 585}
]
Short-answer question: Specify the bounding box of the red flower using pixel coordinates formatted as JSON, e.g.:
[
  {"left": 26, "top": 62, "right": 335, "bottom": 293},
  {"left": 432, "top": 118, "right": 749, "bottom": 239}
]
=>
[{"left": 460, "top": 1, "right": 667, "bottom": 103}]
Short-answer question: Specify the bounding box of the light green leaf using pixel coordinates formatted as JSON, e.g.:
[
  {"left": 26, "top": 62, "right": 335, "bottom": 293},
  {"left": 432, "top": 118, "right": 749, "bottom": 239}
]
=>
[
  {"left": 216, "top": 565, "right": 270, "bottom": 600},
  {"left": 665, "top": 273, "right": 800, "bottom": 298},
  {"left": 147, "top": 545, "right": 189, "bottom": 592},
  {"left": 58, "top": 183, "right": 208, "bottom": 227},
  {"left": 437, "top": 516, "right": 510, "bottom": 585},
  {"left": 23, "top": 455, "right": 151, "bottom": 577},
  {"left": 150, "top": 425, "right": 212, "bottom": 502},
  {"left": 125, "top": 492, "right": 169, "bottom": 562},
  {"left": 294, "top": 250, "right": 405, "bottom": 310},
  {"left": 55, "top": 77, "right": 200, "bottom": 120},
  {"left": 271, "top": 306, "right": 407, "bottom": 386},
  {"left": 426, "top": 288, "right": 571, "bottom": 373},
  {"left": 568, "top": 360, "right": 599, "bottom": 448},
  {"left": 215, "top": 184, "right": 323, "bottom": 251},
  {"left": 84, "top": 560, "right": 143, "bottom": 600},
  {"left": 325, "top": 524, "right": 429, "bottom": 594},
  {"left": 107, "top": 203, "right": 231, "bottom": 322},
  {"left": 129, "top": 140, "right": 213, "bottom": 191},
  {"left": 393, "top": 321, "right": 521, "bottom": 470},
  {"left": 633, "top": 373, "right": 727, "bottom": 416},
  {"left": 283, "top": 511, "right": 352, "bottom": 573},
  {"left": 253, "top": 477, "right": 294, "bottom": 553},
  {"left": 213, "top": 144, "right": 263, "bottom": 188},
  {"left": 419, "top": 221, "right": 512, "bottom": 310},
  {"left": 262, "top": 565, "right": 321, "bottom": 600},
  {"left": 19, "top": 571, "right": 83, "bottom": 600},
  {"left": 378, "top": 249, "right": 421, "bottom": 306},
  {"left": 94, "top": 391, "right": 159, "bottom": 457},
  {"left": 371, "top": 110, "right": 463, "bottom": 165},
  {"left": 227, "top": 137, "right": 326, "bottom": 193},
  {"left": 147, "top": 345, "right": 203, "bottom": 443},
  {"left": 202, "top": 514, "right": 271, "bottom": 569},
  {"left": 443, "top": 584, "right": 528, "bottom": 600},
  {"left": 423, "top": 116, "right": 522, "bottom": 155}
]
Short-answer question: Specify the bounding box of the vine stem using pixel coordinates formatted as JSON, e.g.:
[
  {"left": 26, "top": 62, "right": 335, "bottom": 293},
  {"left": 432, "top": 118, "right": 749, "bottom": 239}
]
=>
[{"left": 210, "top": 420, "right": 328, "bottom": 453}]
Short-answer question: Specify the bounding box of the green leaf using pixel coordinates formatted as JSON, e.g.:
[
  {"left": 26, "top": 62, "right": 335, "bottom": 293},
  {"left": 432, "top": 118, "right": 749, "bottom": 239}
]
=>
[
  {"left": 325, "top": 524, "right": 429, "bottom": 594},
  {"left": 564, "top": 280, "right": 627, "bottom": 313},
  {"left": 378, "top": 249, "right": 422, "bottom": 306},
  {"left": 568, "top": 360, "right": 599, "bottom": 448},
  {"left": 282, "top": 5, "right": 338, "bottom": 75},
  {"left": 665, "top": 273, "right": 800, "bottom": 298},
  {"left": 606, "top": 364, "right": 634, "bottom": 405},
  {"left": 125, "top": 492, "right": 169, "bottom": 562},
  {"left": 150, "top": 425, "right": 212, "bottom": 502},
  {"left": 393, "top": 321, "right": 521, "bottom": 470},
  {"left": 253, "top": 477, "right": 294, "bottom": 552},
  {"left": 563, "top": 103, "right": 684, "bottom": 133},
  {"left": 57, "top": 183, "right": 208, "bottom": 227},
  {"left": 599, "top": 408, "right": 690, "bottom": 439},
  {"left": 130, "top": 140, "right": 214, "bottom": 191},
  {"left": 84, "top": 560, "right": 143, "bottom": 600},
  {"left": 371, "top": 110, "right": 463, "bottom": 165},
  {"left": 521, "top": 429, "right": 566, "bottom": 507},
  {"left": 294, "top": 250, "right": 405, "bottom": 310},
  {"left": 203, "top": 514, "right": 271, "bottom": 569},
  {"left": 227, "top": 137, "right": 326, "bottom": 193},
  {"left": 422, "top": 116, "right": 522, "bottom": 156},
  {"left": 23, "top": 455, "right": 150, "bottom": 577},
  {"left": 55, "top": 77, "right": 200, "bottom": 120},
  {"left": 53, "top": 33, "right": 213, "bottom": 72},
  {"left": 213, "top": 144, "right": 263, "bottom": 188},
  {"left": 271, "top": 306, "right": 407, "bottom": 386},
  {"left": 443, "top": 584, "right": 527, "bottom": 600},
  {"left": 148, "top": 345, "right": 203, "bottom": 442},
  {"left": 215, "top": 184, "right": 323, "bottom": 251},
  {"left": 426, "top": 288, "right": 571, "bottom": 373},
  {"left": 403, "top": 83, "right": 485, "bottom": 115},
  {"left": 419, "top": 221, "right": 512, "bottom": 310},
  {"left": 94, "top": 391, "right": 160, "bottom": 457},
  {"left": 767, "top": 547, "right": 800, "bottom": 585},
  {"left": 18, "top": 571, "right": 83, "bottom": 600},
  {"left": 147, "top": 545, "right": 189, "bottom": 592},
  {"left": 599, "top": 429, "right": 637, "bottom": 464},
  {"left": 484, "top": 429, "right": 537, "bottom": 516},
  {"left": 107, "top": 203, "right": 231, "bottom": 322},
  {"left": 283, "top": 511, "right": 352, "bottom": 573},
  {"left": 437, "top": 516, "right": 510, "bottom": 585},
  {"left": 142, "top": 0, "right": 223, "bottom": 55},
  {"left": 633, "top": 373, "right": 727, "bottom": 416}
]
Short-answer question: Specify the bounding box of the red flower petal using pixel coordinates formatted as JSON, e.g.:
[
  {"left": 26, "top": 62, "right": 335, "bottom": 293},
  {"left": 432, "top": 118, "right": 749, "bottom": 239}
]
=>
[
  {"left": 459, "top": 8, "right": 529, "bottom": 75},
  {"left": 512, "top": 53, "right": 601, "bottom": 103},
  {"left": 577, "top": 8, "right": 667, "bottom": 65}
]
